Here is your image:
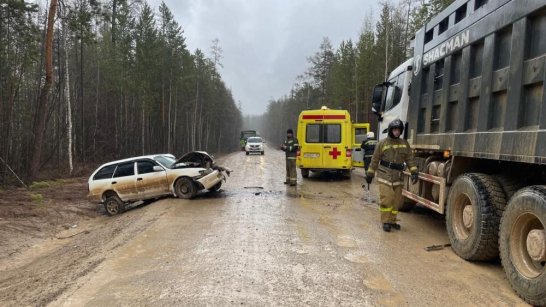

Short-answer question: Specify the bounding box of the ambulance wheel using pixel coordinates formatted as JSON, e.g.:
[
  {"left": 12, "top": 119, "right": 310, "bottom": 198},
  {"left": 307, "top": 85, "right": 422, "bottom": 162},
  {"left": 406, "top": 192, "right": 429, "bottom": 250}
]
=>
[
  {"left": 499, "top": 186, "right": 546, "bottom": 306},
  {"left": 301, "top": 169, "right": 309, "bottom": 178},
  {"left": 342, "top": 169, "right": 351, "bottom": 179},
  {"left": 245, "top": 151, "right": 249, "bottom": 155},
  {"left": 446, "top": 173, "right": 505, "bottom": 261}
]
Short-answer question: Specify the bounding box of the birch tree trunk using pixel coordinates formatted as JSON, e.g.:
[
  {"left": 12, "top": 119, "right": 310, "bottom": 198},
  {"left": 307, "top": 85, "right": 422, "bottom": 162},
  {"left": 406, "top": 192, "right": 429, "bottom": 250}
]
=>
[{"left": 63, "top": 12, "right": 73, "bottom": 174}]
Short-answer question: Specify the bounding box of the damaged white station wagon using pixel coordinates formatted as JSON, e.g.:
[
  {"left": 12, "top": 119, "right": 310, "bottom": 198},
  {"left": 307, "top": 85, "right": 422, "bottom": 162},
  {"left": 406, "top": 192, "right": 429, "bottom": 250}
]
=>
[{"left": 87, "top": 152, "right": 231, "bottom": 215}]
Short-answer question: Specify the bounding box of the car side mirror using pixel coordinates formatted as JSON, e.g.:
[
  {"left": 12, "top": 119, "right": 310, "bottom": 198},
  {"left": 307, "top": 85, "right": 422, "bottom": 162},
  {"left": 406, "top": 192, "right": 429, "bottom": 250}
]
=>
[{"left": 153, "top": 166, "right": 164, "bottom": 172}]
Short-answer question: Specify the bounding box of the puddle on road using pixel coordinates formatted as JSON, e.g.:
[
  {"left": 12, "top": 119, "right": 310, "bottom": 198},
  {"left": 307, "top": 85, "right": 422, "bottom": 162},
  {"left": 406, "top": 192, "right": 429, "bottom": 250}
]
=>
[
  {"left": 336, "top": 235, "right": 357, "bottom": 248},
  {"left": 344, "top": 253, "right": 369, "bottom": 264},
  {"left": 363, "top": 274, "right": 393, "bottom": 291}
]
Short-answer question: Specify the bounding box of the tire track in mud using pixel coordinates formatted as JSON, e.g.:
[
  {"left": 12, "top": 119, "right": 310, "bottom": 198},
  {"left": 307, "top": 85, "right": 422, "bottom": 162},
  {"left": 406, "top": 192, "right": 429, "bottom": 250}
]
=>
[{"left": 0, "top": 206, "right": 165, "bottom": 306}]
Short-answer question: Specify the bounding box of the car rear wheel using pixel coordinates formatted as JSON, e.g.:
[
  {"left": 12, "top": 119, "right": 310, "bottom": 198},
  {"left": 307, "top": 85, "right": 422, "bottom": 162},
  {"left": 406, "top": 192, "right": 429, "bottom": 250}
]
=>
[
  {"left": 175, "top": 177, "right": 197, "bottom": 199},
  {"left": 104, "top": 194, "right": 125, "bottom": 216}
]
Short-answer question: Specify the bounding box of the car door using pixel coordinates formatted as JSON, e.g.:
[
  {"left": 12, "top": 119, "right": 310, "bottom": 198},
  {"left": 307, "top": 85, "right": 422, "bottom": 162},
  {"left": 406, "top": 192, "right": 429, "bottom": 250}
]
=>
[
  {"left": 111, "top": 161, "right": 138, "bottom": 201},
  {"left": 136, "top": 160, "right": 169, "bottom": 199}
]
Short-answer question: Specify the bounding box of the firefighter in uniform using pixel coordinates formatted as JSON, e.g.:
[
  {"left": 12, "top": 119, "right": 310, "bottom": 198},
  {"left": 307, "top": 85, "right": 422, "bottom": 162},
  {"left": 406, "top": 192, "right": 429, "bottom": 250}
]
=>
[
  {"left": 361, "top": 131, "right": 378, "bottom": 171},
  {"left": 365, "top": 119, "right": 418, "bottom": 232},
  {"left": 281, "top": 128, "right": 299, "bottom": 186}
]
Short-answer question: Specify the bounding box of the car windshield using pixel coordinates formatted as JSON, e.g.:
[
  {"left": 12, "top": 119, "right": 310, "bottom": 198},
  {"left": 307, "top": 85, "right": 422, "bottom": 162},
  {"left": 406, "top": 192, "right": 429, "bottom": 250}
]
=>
[
  {"left": 247, "top": 137, "right": 262, "bottom": 143},
  {"left": 154, "top": 155, "right": 176, "bottom": 168}
]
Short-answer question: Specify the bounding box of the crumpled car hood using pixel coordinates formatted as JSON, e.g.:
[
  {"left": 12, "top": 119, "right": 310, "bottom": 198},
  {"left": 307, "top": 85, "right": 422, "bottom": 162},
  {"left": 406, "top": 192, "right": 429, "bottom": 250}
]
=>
[{"left": 173, "top": 151, "right": 231, "bottom": 178}]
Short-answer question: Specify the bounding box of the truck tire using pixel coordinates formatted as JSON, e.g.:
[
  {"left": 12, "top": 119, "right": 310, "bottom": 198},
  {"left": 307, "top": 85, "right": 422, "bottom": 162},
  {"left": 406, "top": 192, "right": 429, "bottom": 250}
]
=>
[
  {"left": 399, "top": 200, "right": 416, "bottom": 212},
  {"left": 301, "top": 168, "right": 309, "bottom": 178},
  {"left": 446, "top": 173, "right": 506, "bottom": 261},
  {"left": 104, "top": 194, "right": 125, "bottom": 216},
  {"left": 245, "top": 151, "right": 249, "bottom": 155},
  {"left": 174, "top": 177, "right": 197, "bottom": 199},
  {"left": 499, "top": 186, "right": 546, "bottom": 306},
  {"left": 494, "top": 175, "right": 525, "bottom": 201}
]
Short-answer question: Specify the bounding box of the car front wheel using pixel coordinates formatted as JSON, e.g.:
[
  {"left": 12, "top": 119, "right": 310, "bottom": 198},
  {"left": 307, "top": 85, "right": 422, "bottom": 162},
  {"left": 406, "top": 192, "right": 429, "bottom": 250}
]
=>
[{"left": 175, "top": 177, "right": 197, "bottom": 199}]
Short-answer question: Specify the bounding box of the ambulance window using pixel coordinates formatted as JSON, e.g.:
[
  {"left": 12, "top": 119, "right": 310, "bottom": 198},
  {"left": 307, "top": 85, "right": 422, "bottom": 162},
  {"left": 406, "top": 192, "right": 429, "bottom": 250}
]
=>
[
  {"left": 384, "top": 73, "right": 404, "bottom": 111},
  {"left": 354, "top": 128, "right": 368, "bottom": 144},
  {"left": 306, "top": 124, "right": 321, "bottom": 143},
  {"left": 324, "top": 124, "right": 341, "bottom": 143}
]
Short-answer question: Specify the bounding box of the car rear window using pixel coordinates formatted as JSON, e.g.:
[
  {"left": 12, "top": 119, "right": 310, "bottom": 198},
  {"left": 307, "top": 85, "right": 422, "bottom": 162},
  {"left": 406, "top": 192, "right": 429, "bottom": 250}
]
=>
[
  {"left": 93, "top": 164, "right": 117, "bottom": 180},
  {"left": 113, "top": 162, "right": 135, "bottom": 178}
]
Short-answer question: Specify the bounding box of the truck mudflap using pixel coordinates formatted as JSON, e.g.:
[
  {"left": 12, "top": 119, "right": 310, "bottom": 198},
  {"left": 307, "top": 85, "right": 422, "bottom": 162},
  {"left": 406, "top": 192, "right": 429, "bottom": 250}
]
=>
[
  {"left": 402, "top": 171, "right": 447, "bottom": 214},
  {"left": 197, "top": 170, "right": 224, "bottom": 190}
]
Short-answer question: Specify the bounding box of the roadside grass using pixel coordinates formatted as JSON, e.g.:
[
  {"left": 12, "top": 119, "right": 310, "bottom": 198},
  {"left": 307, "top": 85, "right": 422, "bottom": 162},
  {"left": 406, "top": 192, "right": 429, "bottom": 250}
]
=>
[{"left": 30, "top": 193, "right": 44, "bottom": 204}]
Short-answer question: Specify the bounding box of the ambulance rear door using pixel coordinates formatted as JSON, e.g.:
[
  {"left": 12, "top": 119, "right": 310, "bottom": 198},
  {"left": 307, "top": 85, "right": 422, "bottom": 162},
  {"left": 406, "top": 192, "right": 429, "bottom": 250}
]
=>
[
  {"left": 351, "top": 123, "right": 370, "bottom": 167},
  {"left": 300, "top": 122, "right": 324, "bottom": 168}
]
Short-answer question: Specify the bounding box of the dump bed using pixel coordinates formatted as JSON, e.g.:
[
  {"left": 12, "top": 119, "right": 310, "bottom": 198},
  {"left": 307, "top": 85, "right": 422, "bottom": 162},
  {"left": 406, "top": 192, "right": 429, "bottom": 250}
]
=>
[{"left": 408, "top": 0, "right": 546, "bottom": 164}]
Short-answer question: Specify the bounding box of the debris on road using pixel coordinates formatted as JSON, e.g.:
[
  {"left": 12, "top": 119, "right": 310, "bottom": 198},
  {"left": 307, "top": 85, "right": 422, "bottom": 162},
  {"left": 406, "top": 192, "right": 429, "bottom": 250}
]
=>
[{"left": 425, "top": 244, "right": 451, "bottom": 252}]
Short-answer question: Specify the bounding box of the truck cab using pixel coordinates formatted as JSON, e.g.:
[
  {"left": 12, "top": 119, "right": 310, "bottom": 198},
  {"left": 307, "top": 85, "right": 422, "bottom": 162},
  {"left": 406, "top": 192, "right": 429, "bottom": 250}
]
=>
[{"left": 372, "top": 58, "right": 413, "bottom": 140}]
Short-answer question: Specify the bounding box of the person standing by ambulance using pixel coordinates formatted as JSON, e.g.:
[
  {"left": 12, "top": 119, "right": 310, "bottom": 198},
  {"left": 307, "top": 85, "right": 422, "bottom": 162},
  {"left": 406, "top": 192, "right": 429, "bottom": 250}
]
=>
[
  {"left": 281, "top": 128, "right": 299, "bottom": 186},
  {"left": 361, "top": 131, "right": 378, "bottom": 171},
  {"left": 365, "top": 119, "right": 419, "bottom": 232}
]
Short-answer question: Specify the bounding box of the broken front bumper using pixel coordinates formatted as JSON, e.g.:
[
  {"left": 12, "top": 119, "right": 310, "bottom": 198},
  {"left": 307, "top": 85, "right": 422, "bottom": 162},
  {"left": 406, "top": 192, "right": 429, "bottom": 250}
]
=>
[{"left": 196, "top": 170, "right": 224, "bottom": 190}]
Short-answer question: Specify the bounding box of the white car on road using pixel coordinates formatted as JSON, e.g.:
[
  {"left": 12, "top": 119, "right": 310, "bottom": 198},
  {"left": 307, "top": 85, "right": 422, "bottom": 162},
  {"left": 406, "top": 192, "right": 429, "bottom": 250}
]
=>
[
  {"left": 88, "top": 152, "right": 230, "bottom": 215},
  {"left": 245, "top": 137, "right": 265, "bottom": 155}
]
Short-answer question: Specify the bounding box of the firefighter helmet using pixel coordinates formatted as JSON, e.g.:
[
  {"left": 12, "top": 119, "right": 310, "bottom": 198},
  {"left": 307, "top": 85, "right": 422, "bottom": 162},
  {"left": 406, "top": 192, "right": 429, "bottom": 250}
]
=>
[
  {"left": 367, "top": 132, "right": 375, "bottom": 139},
  {"left": 388, "top": 119, "right": 404, "bottom": 138}
]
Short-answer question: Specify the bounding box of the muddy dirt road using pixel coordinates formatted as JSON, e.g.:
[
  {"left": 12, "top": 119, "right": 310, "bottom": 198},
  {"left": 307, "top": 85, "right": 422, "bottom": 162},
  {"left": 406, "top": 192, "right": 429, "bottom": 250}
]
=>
[{"left": 0, "top": 145, "right": 528, "bottom": 306}]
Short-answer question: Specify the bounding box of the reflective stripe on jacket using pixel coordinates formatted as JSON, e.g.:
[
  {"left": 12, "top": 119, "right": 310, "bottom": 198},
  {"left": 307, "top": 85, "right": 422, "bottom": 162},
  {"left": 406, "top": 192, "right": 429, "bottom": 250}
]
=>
[
  {"left": 283, "top": 137, "right": 299, "bottom": 157},
  {"left": 367, "top": 137, "right": 417, "bottom": 185}
]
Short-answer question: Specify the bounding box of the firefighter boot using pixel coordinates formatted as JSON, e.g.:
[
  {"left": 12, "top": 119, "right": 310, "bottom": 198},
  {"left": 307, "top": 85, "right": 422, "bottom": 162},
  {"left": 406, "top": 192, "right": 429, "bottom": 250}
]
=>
[{"left": 382, "top": 223, "right": 391, "bottom": 232}]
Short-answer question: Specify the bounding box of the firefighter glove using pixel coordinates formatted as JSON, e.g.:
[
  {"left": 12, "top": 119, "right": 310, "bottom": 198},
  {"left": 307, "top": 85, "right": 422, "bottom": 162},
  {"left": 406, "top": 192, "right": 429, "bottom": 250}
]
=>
[
  {"left": 365, "top": 174, "right": 373, "bottom": 184},
  {"left": 411, "top": 172, "right": 418, "bottom": 184}
]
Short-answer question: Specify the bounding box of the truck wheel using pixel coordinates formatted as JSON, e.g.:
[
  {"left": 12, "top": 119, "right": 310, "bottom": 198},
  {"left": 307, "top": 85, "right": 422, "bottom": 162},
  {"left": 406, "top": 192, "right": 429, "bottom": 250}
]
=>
[
  {"left": 104, "top": 194, "right": 125, "bottom": 216},
  {"left": 245, "top": 151, "right": 249, "bottom": 156},
  {"left": 446, "top": 173, "right": 506, "bottom": 261},
  {"left": 301, "top": 169, "right": 309, "bottom": 178},
  {"left": 494, "top": 175, "right": 525, "bottom": 201},
  {"left": 210, "top": 181, "right": 222, "bottom": 192},
  {"left": 174, "top": 177, "right": 196, "bottom": 199},
  {"left": 500, "top": 186, "right": 546, "bottom": 306},
  {"left": 399, "top": 200, "right": 416, "bottom": 212}
]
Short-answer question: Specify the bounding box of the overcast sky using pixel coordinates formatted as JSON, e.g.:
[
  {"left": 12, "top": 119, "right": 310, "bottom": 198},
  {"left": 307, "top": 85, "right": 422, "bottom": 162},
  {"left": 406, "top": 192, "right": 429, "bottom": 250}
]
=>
[{"left": 146, "top": 0, "right": 380, "bottom": 115}]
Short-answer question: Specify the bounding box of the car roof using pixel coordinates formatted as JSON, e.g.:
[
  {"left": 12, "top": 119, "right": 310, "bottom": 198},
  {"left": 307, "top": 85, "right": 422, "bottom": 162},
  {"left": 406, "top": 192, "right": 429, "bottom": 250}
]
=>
[{"left": 98, "top": 154, "right": 173, "bottom": 167}]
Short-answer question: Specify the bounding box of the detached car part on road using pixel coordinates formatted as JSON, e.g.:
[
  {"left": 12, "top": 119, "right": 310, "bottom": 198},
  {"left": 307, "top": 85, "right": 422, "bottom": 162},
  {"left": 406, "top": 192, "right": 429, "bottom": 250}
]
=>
[{"left": 87, "top": 152, "right": 231, "bottom": 216}]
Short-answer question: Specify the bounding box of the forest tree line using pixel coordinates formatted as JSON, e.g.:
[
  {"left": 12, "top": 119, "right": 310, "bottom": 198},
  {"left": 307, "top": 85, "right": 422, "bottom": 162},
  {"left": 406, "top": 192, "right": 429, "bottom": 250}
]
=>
[
  {"left": 0, "top": 0, "right": 242, "bottom": 184},
  {"left": 257, "top": 0, "right": 453, "bottom": 144}
]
